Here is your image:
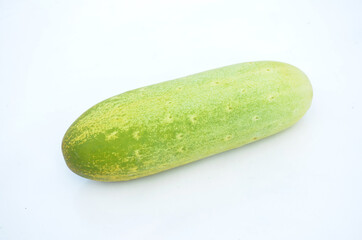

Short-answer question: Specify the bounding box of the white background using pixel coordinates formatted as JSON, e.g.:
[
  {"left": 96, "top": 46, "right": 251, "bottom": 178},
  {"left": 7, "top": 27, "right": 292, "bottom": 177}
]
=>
[{"left": 1, "top": 0, "right": 362, "bottom": 239}]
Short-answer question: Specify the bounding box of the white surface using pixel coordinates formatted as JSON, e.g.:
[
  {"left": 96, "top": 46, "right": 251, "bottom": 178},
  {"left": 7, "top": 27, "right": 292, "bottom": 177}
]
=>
[{"left": 1, "top": 0, "right": 362, "bottom": 239}]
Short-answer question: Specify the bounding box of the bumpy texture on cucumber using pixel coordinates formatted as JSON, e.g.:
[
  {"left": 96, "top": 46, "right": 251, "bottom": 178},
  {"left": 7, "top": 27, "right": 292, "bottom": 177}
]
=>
[{"left": 62, "top": 61, "right": 313, "bottom": 181}]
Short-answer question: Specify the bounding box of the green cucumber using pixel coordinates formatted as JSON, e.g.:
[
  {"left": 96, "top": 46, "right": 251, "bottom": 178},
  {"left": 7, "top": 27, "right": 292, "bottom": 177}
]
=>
[{"left": 62, "top": 61, "right": 313, "bottom": 181}]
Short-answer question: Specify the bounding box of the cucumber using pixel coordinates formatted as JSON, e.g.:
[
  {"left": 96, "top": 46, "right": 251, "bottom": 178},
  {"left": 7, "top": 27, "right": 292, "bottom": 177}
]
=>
[{"left": 62, "top": 61, "right": 313, "bottom": 181}]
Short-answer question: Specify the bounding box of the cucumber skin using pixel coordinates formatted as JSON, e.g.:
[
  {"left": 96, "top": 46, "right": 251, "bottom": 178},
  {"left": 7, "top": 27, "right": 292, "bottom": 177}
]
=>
[{"left": 62, "top": 61, "right": 313, "bottom": 181}]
